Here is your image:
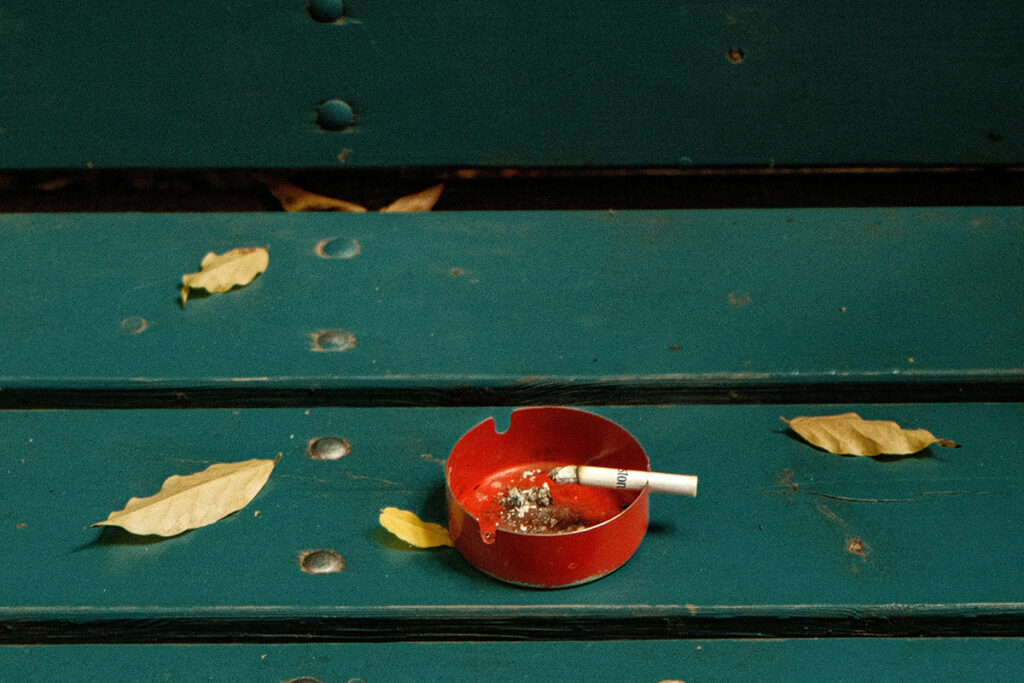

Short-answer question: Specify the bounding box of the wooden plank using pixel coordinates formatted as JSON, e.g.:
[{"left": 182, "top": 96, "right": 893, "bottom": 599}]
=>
[
  {"left": 0, "top": 209, "right": 1020, "bottom": 407},
  {"left": 0, "top": 2, "right": 1021, "bottom": 168},
  {"left": 2, "top": 405, "right": 1021, "bottom": 642},
  {"left": 3, "top": 639, "right": 1024, "bottom": 682}
]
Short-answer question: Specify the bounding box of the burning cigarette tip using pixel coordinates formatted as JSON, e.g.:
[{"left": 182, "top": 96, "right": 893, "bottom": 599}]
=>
[{"left": 548, "top": 466, "right": 578, "bottom": 484}]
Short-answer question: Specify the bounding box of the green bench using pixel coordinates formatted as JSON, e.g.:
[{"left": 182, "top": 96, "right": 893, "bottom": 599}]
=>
[{"left": 2, "top": 2, "right": 1022, "bottom": 681}]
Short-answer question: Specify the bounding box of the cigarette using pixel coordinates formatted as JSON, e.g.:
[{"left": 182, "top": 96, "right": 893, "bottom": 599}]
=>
[{"left": 549, "top": 465, "right": 697, "bottom": 497}]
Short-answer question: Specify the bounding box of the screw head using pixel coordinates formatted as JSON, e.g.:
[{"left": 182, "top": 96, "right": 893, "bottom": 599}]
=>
[
  {"left": 306, "top": 436, "right": 352, "bottom": 461},
  {"left": 315, "top": 237, "right": 361, "bottom": 259},
  {"left": 310, "top": 328, "right": 356, "bottom": 352},
  {"left": 308, "top": 0, "right": 345, "bottom": 23},
  {"left": 299, "top": 549, "right": 345, "bottom": 574},
  {"left": 317, "top": 99, "right": 354, "bottom": 131}
]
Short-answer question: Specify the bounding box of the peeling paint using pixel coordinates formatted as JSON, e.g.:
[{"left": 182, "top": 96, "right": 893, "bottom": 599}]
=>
[{"left": 846, "top": 536, "right": 871, "bottom": 559}]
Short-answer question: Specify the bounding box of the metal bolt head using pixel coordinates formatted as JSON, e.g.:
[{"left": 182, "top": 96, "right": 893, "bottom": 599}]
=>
[
  {"left": 317, "top": 99, "right": 354, "bottom": 131},
  {"left": 315, "top": 237, "right": 361, "bottom": 259},
  {"left": 308, "top": 0, "right": 344, "bottom": 23},
  {"left": 306, "top": 436, "right": 352, "bottom": 461},
  {"left": 311, "top": 328, "right": 356, "bottom": 352},
  {"left": 299, "top": 549, "right": 345, "bottom": 574}
]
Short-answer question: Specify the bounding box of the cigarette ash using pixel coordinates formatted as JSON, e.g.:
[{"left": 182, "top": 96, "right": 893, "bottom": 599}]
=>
[
  {"left": 496, "top": 482, "right": 586, "bottom": 534},
  {"left": 499, "top": 483, "right": 553, "bottom": 514}
]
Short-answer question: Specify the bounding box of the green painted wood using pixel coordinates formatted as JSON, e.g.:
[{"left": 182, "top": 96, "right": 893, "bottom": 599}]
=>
[
  {"left": 3, "top": 639, "right": 1024, "bottom": 682},
  {"left": 2, "top": 405, "right": 1022, "bottom": 642},
  {"left": 0, "top": 209, "right": 1021, "bottom": 407},
  {"left": 0, "top": 2, "right": 1020, "bottom": 168}
]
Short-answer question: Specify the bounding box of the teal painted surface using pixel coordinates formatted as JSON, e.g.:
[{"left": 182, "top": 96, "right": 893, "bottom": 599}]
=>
[
  {"left": 0, "top": 209, "right": 1020, "bottom": 395},
  {"left": 1, "top": 405, "right": 1021, "bottom": 626},
  {"left": 3, "top": 639, "right": 1024, "bottom": 682},
  {"left": 0, "top": 2, "right": 1021, "bottom": 168}
]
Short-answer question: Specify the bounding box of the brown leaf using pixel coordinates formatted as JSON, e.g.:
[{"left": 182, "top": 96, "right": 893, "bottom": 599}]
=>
[
  {"left": 781, "top": 413, "right": 961, "bottom": 456},
  {"left": 254, "top": 173, "right": 367, "bottom": 212},
  {"left": 379, "top": 507, "right": 453, "bottom": 548},
  {"left": 254, "top": 173, "right": 443, "bottom": 213},
  {"left": 93, "top": 455, "right": 280, "bottom": 536},
  {"left": 180, "top": 246, "right": 269, "bottom": 306},
  {"left": 379, "top": 184, "right": 444, "bottom": 212}
]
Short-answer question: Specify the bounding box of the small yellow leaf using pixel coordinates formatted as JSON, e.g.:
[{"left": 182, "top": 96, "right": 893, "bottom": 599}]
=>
[
  {"left": 254, "top": 173, "right": 368, "bottom": 212},
  {"left": 781, "top": 413, "right": 961, "bottom": 456},
  {"left": 93, "top": 456, "right": 279, "bottom": 536},
  {"left": 180, "top": 246, "right": 269, "bottom": 306},
  {"left": 379, "top": 507, "right": 453, "bottom": 548},
  {"left": 379, "top": 184, "right": 444, "bottom": 213}
]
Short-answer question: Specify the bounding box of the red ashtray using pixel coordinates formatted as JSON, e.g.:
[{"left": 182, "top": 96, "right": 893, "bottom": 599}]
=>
[{"left": 446, "top": 407, "right": 650, "bottom": 587}]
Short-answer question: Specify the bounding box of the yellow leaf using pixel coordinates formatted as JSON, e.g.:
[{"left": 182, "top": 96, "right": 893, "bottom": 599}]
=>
[
  {"left": 180, "top": 246, "right": 269, "bottom": 306},
  {"left": 781, "top": 413, "right": 961, "bottom": 456},
  {"left": 93, "top": 456, "right": 280, "bottom": 536},
  {"left": 254, "top": 173, "right": 443, "bottom": 213},
  {"left": 379, "top": 184, "right": 444, "bottom": 213},
  {"left": 254, "top": 173, "right": 367, "bottom": 212},
  {"left": 379, "top": 507, "right": 453, "bottom": 548}
]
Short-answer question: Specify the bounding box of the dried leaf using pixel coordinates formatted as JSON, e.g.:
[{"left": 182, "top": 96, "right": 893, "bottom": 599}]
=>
[
  {"left": 379, "top": 507, "right": 453, "bottom": 548},
  {"left": 180, "top": 246, "right": 269, "bottom": 306},
  {"left": 93, "top": 456, "right": 280, "bottom": 536},
  {"left": 379, "top": 184, "right": 444, "bottom": 213},
  {"left": 254, "top": 173, "right": 443, "bottom": 213},
  {"left": 255, "top": 173, "right": 368, "bottom": 212},
  {"left": 781, "top": 413, "right": 961, "bottom": 456}
]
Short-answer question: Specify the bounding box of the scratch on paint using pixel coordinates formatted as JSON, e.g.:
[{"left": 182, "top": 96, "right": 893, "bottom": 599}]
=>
[
  {"left": 420, "top": 453, "right": 446, "bottom": 466},
  {"left": 345, "top": 471, "right": 402, "bottom": 487},
  {"left": 809, "top": 492, "right": 916, "bottom": 504},
  {"left": 764, "top": 468, "right": 799, "bottom": 496},
  {"left": 768, "top": 470, "right": 994, "bottom": 503},
  {"left": 807, "top": 490, "right": 997, "bottom": 503},
  {"left": 814, "top": 502, "right": 848, "bottom": 528}
]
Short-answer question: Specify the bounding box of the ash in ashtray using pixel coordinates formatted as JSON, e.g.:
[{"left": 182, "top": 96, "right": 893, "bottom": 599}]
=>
[
  {"left": 496, "top": 483, "right": 586, "bottom": 534},
  {"left": 499, "top": 484, "right": 553, "bottom": 512}
]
